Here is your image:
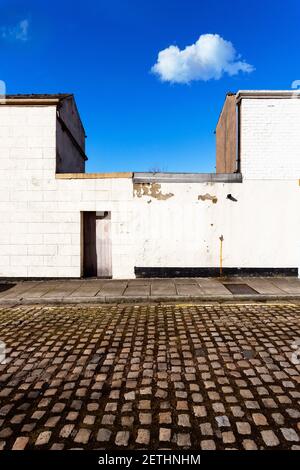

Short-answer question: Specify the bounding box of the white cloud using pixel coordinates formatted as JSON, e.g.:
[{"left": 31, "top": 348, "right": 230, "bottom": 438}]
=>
[
  {"left": 1, "top": 19, "right": 29, "bottom": 42},
  {"left": 151, "top": 33, "right": 254, "bottom": 84}
]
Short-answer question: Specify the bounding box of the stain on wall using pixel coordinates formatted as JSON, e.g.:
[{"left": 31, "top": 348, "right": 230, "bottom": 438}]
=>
[
  {"left": 198, "top": 193, "right": 218, "bottom": 204},
  {"left": 133, "top": 183, "right": 174, "bottom": 200}
]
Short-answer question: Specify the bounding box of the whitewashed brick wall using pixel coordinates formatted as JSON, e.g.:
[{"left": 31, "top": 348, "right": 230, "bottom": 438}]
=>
[
  {"left": 240, "top": 98, "right": 300, "bottom": 179},
  {"left": 0, "top": 105, "right": 134, "bottom": 278},
  {"left": 0, "top": 106, "right": 56, "bottom": 277}
]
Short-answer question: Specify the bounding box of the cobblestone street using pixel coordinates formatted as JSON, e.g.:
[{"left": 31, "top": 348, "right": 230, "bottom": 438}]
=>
[{"left": 0, "top": 302, "right": 299, "bottom": 450}]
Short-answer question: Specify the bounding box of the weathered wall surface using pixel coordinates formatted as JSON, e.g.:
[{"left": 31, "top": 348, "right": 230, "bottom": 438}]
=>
[
  {"left": 56, "top": 97, "right": 86, "bottom": 173},
  {"left": 133, "top": 180, "right": 299, "bottom": 270},
  {"left": 240, "top": 98, "right": 300, "bottom": 179},
  {"left": 216, "top": 94, "right": 237, "bottom": 173}
]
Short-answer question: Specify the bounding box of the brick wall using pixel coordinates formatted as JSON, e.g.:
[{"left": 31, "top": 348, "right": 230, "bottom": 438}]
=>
[
  {"left": 216, "top": 94, "right": 237, "bottom": 173},
  {"left": 0, "top": 105, "right": 57, "bottom": 277},
  {"left": 0, "top": 104, "right": 134, "bottom": 278},
  {"left": 240, "top": 98, "right": 300, "bottom": 179}
]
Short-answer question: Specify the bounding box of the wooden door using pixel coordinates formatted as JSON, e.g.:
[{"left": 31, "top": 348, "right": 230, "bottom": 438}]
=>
[{"left": 96, "top": 212, "right": 112, "bottom": 278}]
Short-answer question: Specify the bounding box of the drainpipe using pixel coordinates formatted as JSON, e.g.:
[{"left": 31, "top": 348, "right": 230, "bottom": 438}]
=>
[
  {"left": 236, "top": 100, "right": 241, "bottom": 173},
  {"left": 219, "top": 235, "right": 224, "bottom": 277}
]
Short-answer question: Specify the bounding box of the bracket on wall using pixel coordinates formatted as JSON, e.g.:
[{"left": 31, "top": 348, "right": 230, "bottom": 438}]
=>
[{"left": 227, "top": 194, "right": 238, "bottom": 202}]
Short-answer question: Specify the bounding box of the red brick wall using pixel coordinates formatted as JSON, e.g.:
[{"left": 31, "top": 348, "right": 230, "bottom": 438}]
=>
[{"left": 216, "top": 94, "right": 237, "bottom": 173}]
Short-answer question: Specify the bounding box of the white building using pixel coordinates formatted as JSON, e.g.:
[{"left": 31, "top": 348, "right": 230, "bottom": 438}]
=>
[{"left": 0, "top": 91, "right": 299, "bottom": 279}]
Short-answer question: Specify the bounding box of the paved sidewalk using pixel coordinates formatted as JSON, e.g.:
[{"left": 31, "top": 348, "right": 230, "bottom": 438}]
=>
[
  {"left": 0, "top": 303, "right": 299, "bottom": 450},
  {"left": 0, "top": 277, "right": 300, "bottom": 305}
]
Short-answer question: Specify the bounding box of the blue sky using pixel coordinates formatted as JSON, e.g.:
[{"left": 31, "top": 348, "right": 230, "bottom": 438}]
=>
[{"left": 1, "top": 0, "right": 300, "bottom": 172}]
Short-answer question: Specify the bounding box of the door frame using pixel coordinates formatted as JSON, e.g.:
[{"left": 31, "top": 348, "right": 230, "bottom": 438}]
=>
[{"left": 81, "top": 211, "right": 112, "bottom": 278}]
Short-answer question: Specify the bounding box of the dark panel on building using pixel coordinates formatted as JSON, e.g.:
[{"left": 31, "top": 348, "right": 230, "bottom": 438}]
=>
[
  {"left": 216, "top": 94, "right": 237, "bottom": 173},
  {"left": 83, "top": 212, "right": 97, "bottom": 277},
  {"left": 134, "top": 267, "right": 298, "bottom": 278}
]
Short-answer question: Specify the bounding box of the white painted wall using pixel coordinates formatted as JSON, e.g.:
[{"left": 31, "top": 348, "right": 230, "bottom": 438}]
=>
[
  {"left": 0, "top": 104, "right": 134, "bottom": 278},
  {"left": 133, "top": 180, "right": 300, "bottom": 270},
  {"left": 0, "top": 105, "right": 57, "bottom": 277},
  {"left": 0, "top": 100, "right": 299, "bottom": 279},
  {"left": 240, "top": 98, "right": 300, "bottom": 180}
]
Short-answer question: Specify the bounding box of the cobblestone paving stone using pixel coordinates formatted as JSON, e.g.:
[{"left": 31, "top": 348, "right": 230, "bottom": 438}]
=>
[{"left": 0, "top": 303, "right": 299, "bottom": 450}]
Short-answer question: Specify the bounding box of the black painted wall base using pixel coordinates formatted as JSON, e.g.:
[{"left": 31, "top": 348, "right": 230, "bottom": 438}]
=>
[{"left": 134, "top": 267, "right": 298, "bottom": 278}]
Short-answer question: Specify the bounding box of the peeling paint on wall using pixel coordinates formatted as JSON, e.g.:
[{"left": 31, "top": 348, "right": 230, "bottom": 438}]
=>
[
  {"left": 133, "top": 183, "right": 174, "bottom": 200},
  {"left": 198, "top": 193, "right": 218, "bottom": 204}
]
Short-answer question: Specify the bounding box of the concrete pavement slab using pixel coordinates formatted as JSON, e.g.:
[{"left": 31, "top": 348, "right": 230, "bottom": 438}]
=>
[
  {"left": 123, "top": 285, "right": 151, "bottom": 296},
  {"left": 245, "top": 278, "right": 287, "bottom": 295},
  {"left": 151, "top": 281, "right": 177, "bottom": 296},
  {"left": 96, "top": 281, "right": 128, "bottom": 296},
  {"left": 21, "top": 284, "right": 58, "bottom": 299},
  {"left": 42, "top": 282, "right": 82, "bottom": 298},
  {"left": 196, "top": 278, "right": 233, "bottom": 295},
  {"left": 176, "top": 284, "right": 203, "bottom": 296},
  {"left": 271, "top": 278, "right": 300, "bottom": 294},
  {"left": 127, "top": 280, "right": 151, "bottom": 286},
  {"left": 0, "top": 281, "right": 43, "bottom": 299},
  {"left": 69, "top": 281, "right": 104, "bottom": 297},
  {"left": 174, "top": 279, "right": 199, "bottom": 284}
]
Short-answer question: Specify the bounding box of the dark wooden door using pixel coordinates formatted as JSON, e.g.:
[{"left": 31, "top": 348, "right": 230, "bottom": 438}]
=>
[{"left": 83, "top": 212, "right": 97, "bottom": 277}]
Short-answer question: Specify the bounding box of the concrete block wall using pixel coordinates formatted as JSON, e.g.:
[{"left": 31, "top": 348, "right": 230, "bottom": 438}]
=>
[
  {"left": 240, "top": 98, "right": 300, "bottom": 179},
  {"left": 0, "top": 104, "right": 134, "bottom": 278},
  {"left": 0, "top": 105, "right": 57, "bottom": 277}
]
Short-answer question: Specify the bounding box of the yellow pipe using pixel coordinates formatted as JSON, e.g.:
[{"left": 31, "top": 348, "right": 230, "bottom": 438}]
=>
[{"left": 219, "top": 235, "right": 224, "bottom": 277}]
